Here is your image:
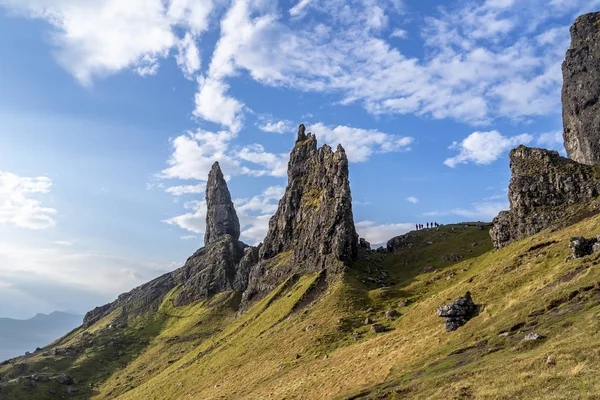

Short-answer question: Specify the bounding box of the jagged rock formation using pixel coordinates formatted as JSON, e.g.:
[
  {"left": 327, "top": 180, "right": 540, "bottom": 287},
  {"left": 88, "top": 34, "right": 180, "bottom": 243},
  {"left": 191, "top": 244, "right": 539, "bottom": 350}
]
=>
[
  {"left": 85, "top": 165, "right": 247, "bottom": 326},
  {"left": 259, "top": 124, "right": 357, "bottom": 264},
  {"left": 569, "top": 236, "right": 600, "bottom": 259},
  {"left": 84, "top": 124, "right": 359, "bottom": 323},
  {"left": 241, "top": 124, "right": 358, "bottom": 307},
  {"left": 173, "top": 234, "right": 246, "bottom": 306},
  {"left": 490, "top": 146, "right": 600, "bottom": 249},
  {"left": 437, "top": 292, "right": 478, "bottom": 332},
  {"left": 562, "top": 12, "right": 600, "bottom": 166},
  {"left": 204, "top": 162, "right": 240, "bottom": 245}
]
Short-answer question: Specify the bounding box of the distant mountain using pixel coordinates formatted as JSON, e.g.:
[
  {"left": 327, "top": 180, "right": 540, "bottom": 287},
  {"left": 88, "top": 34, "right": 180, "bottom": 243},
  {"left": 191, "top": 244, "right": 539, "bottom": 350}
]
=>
[{"left": 0, "top": 311, "right": 82, "bottom": 361}]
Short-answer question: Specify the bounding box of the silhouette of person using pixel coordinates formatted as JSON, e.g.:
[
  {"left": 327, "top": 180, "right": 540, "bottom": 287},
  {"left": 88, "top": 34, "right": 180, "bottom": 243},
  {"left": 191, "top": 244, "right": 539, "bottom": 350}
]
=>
[
  {"left": 416, "top": 224, "right": 419, "bottom": 231},
  {"left": 426, "top": 223, "right": 429, "bottom": 229}
]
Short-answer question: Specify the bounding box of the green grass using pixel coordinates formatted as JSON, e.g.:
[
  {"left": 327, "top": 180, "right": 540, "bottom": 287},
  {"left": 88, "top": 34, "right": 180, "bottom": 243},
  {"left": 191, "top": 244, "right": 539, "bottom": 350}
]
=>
[{"left": 5, "top": 219, "right": 600, "bottom": 399}]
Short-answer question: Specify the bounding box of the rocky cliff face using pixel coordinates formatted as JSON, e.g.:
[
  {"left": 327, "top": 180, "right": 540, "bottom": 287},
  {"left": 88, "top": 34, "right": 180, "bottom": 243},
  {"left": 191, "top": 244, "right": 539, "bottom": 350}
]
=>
[
  {"left": 490, "top": 146, "right": 600, "bottom": 249},
  {"left": 241, "top": 125, "right": 358, "bottom": 306},
  {"left": 204, "top": 162, "right": 241, "bottom": 245},
  {"left": 562, "top": 12, "right": 600, "bottom": 166},
  {"left": 84, "top": 124, "right": 359, "bottom": 324},
  {"left": 84, "top": 164, "right": 247, "bottom": 326}
]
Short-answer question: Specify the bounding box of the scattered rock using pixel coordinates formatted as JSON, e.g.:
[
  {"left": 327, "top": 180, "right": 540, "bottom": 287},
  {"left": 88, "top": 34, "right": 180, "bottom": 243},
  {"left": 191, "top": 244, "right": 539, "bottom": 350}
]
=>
[
  {"left": 422, "top": 265, "right": 436, "bottom": 273},
  {"left": 397, "top": 301, "right": 407, "bottom": 308},
  {"left": 371, "top": 324, "right": 386, "bottom": 333},
  {"left": 569, "top": 236, "right": 600, "bottom": 259},
  {"left": 66, "top": 387, "right": 79, "bottom": 396},
  {"left": 437, "top": 292, "right": 478, "bottom": 332},
  {"left": 364, "top": 317, "right": 373, "bottom": 325},
  {"left": 546, "top": 355, "right": 556, "bottom": 366},
  {"left": 305, "top": 323, "right": 316, "bottom": 331},
  {"left": 385, "top": 309, "right": 400, "bottom": 319},
  {"left": 48, "top": 389, "right": 57, "bottom": 395},
  {"left": 523, "top": 333, "right": 543, "bottom": 341},
  {"left": 55, "top": 374, "right": 74, "bottom": 385}
]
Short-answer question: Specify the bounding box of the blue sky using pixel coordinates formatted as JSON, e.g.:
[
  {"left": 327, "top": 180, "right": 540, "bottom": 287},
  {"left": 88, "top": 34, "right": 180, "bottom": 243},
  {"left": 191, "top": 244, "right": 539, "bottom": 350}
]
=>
[{"left": 0, "top": 0, "right": 596, "bottom": 319}]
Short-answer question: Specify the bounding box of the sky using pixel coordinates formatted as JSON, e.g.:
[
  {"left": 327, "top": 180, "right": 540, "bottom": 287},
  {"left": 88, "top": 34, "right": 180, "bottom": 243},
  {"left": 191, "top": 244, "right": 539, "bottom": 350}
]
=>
[{"left": 0, "top": 0, "right": 597, "bottom": 319}]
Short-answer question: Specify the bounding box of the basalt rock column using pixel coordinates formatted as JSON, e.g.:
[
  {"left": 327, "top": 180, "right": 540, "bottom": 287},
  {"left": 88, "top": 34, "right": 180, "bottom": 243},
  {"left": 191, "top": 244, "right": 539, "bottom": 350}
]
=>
[
  {"left": 562, "top": 12, "right": 600, "bottom": 165},
  {"left": 204, "top": 162, "right": 241, "bottom": 245}
]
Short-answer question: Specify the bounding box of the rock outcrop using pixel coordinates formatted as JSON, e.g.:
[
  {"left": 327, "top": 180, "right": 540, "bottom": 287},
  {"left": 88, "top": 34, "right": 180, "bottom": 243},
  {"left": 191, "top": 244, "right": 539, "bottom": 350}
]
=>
[
  {"left": 437, "top": 292, "right": 478, "bottom": 332},
  {"left": 490, "top": 146, "right": 600, "bottom": 249},
  {"left": 562, "top": 12, "right": 600, "bottom": 166},
  {"left": 85, "top": 164, "right": 248, "bottom": 326},
  {"left": 569, "top": 236, "right": 600, "bottom": 259},
  {"left": 204, "top": 162, "right": 240, "bottom": 245},
  {"left": 240, "top": 124, "right": 358, "bottom": 307}
]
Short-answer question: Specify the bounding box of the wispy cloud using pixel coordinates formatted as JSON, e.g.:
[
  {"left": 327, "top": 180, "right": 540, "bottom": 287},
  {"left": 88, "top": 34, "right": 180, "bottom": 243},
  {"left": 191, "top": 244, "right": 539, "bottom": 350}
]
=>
[{"left": 0, "top": 172, "right": 57, "bottom": 230}]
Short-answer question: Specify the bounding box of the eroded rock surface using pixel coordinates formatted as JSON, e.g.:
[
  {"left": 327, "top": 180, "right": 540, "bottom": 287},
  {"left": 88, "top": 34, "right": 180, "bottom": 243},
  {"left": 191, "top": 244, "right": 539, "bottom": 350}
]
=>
[
  {"left": 241, "top": 124, "right": 358, "bottom": 307},
  {"left": 569, "top": 236, "right": 600, "bottom": 259},
  {"left": 84, "top": 164, "right": 248, "bottom": 325},
  {"left": 205, "top": 162, "right": 240, "bottom": 245},
  {"left": 490, "top": 146, "right": 600, "bottom": 249},
  {"left": 562, "top": 12, "right": 600, "bottom": 166},
  {"left": 437, "top": 292, "right": 478, "bottom": 332}
]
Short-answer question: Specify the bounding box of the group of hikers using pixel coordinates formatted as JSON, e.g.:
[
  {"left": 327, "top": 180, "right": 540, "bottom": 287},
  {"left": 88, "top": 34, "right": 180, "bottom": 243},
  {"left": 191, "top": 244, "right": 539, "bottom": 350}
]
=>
[{"left": 416, "top": 222, "right": 439, "bottom": 230}]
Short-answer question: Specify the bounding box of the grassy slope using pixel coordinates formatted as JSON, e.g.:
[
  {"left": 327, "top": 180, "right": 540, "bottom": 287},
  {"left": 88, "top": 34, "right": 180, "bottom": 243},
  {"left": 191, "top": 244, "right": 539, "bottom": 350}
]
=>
[{"left": 4, "top": 219, "right": 600, "bottom": 399}]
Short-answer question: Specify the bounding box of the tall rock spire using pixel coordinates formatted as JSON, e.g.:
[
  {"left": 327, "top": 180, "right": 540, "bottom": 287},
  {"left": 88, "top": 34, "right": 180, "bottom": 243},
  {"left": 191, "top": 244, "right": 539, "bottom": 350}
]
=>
[
  {"left": 562, "top": 12, "right": 600, "bottom": 166},
  {"left": 240, "top": 124, "right": 358, "bottom": 308},
  {"left": 204, "top": 162, "right": 240, "bottom": 246},
  {"left": 260, "top": 124, "right": 358, "bottom": 265}
]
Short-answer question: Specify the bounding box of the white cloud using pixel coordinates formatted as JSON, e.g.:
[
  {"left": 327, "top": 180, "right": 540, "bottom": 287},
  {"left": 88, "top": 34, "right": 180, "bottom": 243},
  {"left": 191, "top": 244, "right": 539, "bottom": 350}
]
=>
[
  {"left": 163, "top": 200, "right": 207, "bottom": 234},
  {"left": 390, "top": 29, "right": 408, "bottom": 39},
  {"left": 537, "top": 131, "right": 565, "bottom": 152},
  {"left": 54, "top": 240, "right": 74, "bottom": 246},
  {"left": 423, "top": 196, "right": 508, "bottom": 221},
  {"left": 160, "top": 130, "right": 239, "bottom": 181},
  {"left": 0, "top": 172, "right": 57, "bottom": 230},
  {"left": 257, "top": 118, "right": 294, "bottom": 134},
  {"left": 176, "top": 32, "right": 201, "bottom": 79},
  {"left": 406, "top": 196, "right": 419, "bottom": 204},
  {"left": 289, "top": 0, "right": 312, "bottom": 18},
  {"left": 444, "top": 130, "right": 533, "bottom": 168},
  {"left": 309, "top": 123, "right": 414, "bottom": 162},
  {"left": 165, "top": 183, "right": 205, "bottom": 196},
  {"left": 237, "top": 145, "right": 289, "bottom": 178},
  {"left": 194, "top": 76, "right": 244, "bottom": 133},
  {"left": 0, "top": 0, "right": 216, "bottom": 85},
  {"left": 163, "top": 186, "right": 285, "bottom": 245},
  {"left": 355, "top": 221, "right": 414, "bottom": 247},
  {"left": 0, "top": 240, "right": 176, "bottom": 317},
  {"left": 180, "top": 235, "right": 197, "bottom": 240}
]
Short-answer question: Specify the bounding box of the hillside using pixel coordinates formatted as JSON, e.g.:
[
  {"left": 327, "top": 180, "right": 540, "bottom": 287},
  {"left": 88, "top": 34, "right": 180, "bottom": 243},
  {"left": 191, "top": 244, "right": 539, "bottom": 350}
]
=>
[
  {"left": 4, "top": 215, "right": 600, "bottom": 399},
  {"left": 3, "top": 10, "right": 600, "bottom": 400},
  {"left": 0, "top": 312, "right": 82, "bottom": 363}
]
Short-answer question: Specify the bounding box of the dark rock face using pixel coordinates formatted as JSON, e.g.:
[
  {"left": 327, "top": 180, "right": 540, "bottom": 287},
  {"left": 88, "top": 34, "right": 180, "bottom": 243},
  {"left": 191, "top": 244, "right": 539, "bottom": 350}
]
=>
[
  {"left": 259, "top": 125, "right": 358, "bottom": 264},
  {"left": 84, "top": 163, "right": 250, "bottom": 326},
  {"left": 437, "top": 292, "right": 478, "bottom": 332},
  {"left": 205, "top": 162, "right": 240, "bottom": 245},
  {"left": 84, "top": 272, "right": 175, "bottom": 328},
  {"left": 173, "top": 235, "right": 246, "bottom": 306},
  {"left": 569, "top": 236, "right": 600, "bottom": 259},
  {"left": 562, "top": 12, "right": 600, "bottom": 166},
  {"left": 490, "top": 146, "right": 600, "bottom": 249},
  {"left": 241, "top": 125, "right": 358, "bottom": 307}
]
